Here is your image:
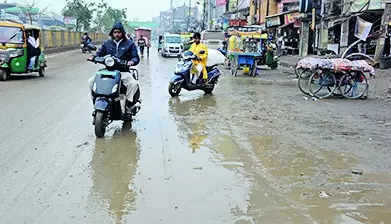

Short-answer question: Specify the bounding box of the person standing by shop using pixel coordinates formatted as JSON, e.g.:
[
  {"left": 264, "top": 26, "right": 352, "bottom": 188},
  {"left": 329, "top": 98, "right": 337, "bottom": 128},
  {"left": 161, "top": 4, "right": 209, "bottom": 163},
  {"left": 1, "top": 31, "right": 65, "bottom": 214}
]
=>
[{"left": 277, "top": 35, "right": 283, "bottom": 56}]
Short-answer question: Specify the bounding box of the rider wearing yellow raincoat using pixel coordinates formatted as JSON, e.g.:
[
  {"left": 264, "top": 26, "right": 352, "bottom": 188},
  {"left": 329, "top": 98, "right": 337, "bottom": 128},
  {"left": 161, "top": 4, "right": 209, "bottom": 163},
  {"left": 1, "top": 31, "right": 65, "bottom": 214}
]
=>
[{"left": 189, "top": 32, "right": 208, "bottom": 81}]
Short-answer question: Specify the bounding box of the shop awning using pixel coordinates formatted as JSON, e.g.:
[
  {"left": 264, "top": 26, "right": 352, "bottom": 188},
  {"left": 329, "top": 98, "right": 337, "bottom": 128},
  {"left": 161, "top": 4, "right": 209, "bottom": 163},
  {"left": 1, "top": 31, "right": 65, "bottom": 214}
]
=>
[
  {"left": 327, "top": 16, "right": 350, "bottom": 28},
  {"left": 278, "top": 23, "right": 293, "bottom": 29},
  {"left": 265, "top": 10, "right": 299, "bottom": 19},
  {"left": 266, "top": 10, "right": 300, "bottom": 28},
  {"left": 349, "top": 0, "right": 384, "bottom": 13},
  {"left": 5, "top": 7, "right": 39, "bottom": 15}
]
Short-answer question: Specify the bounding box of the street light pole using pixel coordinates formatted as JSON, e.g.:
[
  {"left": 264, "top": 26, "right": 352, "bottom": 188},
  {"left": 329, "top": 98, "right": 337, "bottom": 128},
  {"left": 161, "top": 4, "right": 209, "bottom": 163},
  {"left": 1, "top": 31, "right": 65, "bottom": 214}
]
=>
[{"left": 187, "top": 0, "right": 191, "bottom": 31}]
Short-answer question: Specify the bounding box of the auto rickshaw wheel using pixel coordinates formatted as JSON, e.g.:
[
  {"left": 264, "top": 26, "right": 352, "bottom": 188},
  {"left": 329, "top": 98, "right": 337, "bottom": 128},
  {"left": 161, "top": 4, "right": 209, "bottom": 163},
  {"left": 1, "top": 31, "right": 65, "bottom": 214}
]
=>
[
  {"left": 39, "top": 67, "right": 45, "bottom": 77},
  {"left": 0, "top": 69, "right": 8, "bottom": 81}
]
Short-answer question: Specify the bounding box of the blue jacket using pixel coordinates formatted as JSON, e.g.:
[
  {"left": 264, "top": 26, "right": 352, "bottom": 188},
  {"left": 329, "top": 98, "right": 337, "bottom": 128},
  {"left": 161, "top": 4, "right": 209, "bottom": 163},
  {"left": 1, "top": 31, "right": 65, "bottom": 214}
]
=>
[{"left": 96, "top": 21, "right": 140, "bottom": 66}]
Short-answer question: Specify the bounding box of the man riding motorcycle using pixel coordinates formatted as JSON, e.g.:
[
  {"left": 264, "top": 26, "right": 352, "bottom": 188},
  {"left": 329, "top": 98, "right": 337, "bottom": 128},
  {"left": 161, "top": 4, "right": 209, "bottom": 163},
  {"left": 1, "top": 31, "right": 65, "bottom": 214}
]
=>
[
  {"left": 82, "top": 33, "right": 92, "bottom": 48},
  {"left": 189, "top": 32, "right": 208, "bottom": 84},
  {"left": 88, "top": 21, "right": 140, "bottom": 116}
]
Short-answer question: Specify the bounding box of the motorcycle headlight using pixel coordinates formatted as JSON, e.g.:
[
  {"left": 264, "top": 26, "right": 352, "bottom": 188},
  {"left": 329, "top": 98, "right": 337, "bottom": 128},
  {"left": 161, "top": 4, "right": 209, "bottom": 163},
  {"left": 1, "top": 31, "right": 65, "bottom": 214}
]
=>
[
  {"left": 112, "top": 84, "right": 118, "bottom": 93},
  {"left": 9, "top": 49, "right": 24, "bottom": 58},
  {"left": 175, "top": 61, "right": 184, "bottom": 73},
  {"left": 93, "top": 82, "right": 97, "bottom": 92},
  {"left": 104, "top": 57, "right": 115, "bottom": 67},
  {"left": 175, "top": 61, "right": 192, "bottom": 74}
]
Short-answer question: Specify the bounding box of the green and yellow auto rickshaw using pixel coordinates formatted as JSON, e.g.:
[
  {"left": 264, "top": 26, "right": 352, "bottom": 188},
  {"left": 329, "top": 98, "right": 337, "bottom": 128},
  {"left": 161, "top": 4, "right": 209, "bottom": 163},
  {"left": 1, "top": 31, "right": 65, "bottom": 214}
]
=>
[{"left": 0, "top": 21, "right": 47, "bottom": 81}]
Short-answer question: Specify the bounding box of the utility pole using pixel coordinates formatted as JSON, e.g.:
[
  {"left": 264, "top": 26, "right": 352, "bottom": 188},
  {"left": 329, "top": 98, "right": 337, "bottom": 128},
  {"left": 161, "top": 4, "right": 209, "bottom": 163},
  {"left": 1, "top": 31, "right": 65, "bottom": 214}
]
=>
[
  {"left": 374, "top": 1, "right": 391, "bottom": 63},
  {"left": 187, "top": 0, "right": 191, "bottom": 31},
  {"left": 171, "top": 0, "right": 174, "bottom": 32},
  {"left": 202, "top": 0, "right": 207, "bottom": 30},
  {"left": 208, "top": 0, "right": 212, "bottom": 30}
]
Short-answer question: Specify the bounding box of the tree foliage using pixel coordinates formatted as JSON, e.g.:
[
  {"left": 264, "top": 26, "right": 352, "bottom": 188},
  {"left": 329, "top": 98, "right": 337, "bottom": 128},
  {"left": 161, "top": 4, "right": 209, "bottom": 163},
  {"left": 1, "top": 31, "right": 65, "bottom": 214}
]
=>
[
  {"left": 62, "top": 0, "right": 94, "bottom": 31},
  {"left": 91, "top": 0, "right": 129, "bottom": 32}
]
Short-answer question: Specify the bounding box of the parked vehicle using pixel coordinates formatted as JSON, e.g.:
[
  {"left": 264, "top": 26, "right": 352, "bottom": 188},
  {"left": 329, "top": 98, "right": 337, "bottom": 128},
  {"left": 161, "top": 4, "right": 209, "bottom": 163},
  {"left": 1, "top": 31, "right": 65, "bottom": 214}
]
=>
[
  {"left": 201, "top": 30, "right": 225, "bottom": 50},
  {"left": 168, "top": 50, "right": 222, "bottom": 96},
  {"left": 0, "top": 21, "right": 47, "bottom": 81},
  {"left": 161, "top": 34, "right": 183, "bottom": 57},
  {"left": 296, "top": 57, "right": 375, "bottom": 99},
  {"left": 81, "top": 43, "right": 97, "bottom": 54}
]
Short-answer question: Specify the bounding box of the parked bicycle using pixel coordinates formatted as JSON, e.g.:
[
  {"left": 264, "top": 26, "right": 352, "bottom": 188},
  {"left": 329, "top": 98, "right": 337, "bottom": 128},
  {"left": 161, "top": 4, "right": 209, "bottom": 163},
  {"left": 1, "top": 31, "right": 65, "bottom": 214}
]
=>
[{"left": 296, "top": 57, "right": 375, "bottom": 99}]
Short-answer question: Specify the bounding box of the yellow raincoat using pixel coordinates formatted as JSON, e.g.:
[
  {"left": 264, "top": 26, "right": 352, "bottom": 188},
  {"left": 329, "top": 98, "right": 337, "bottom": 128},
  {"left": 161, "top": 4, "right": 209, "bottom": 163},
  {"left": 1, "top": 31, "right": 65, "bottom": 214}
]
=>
[
  {"left": 189, "top": 42, "right": 208, "bottom": 79},
  {"left": 228, "top": 35, "right": 238, "bottom": 51}
]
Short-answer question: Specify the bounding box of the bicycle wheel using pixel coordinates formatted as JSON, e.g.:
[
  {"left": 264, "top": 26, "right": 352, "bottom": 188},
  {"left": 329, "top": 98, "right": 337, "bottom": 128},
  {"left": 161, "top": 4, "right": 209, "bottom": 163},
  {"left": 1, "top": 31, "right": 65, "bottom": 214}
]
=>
[
  {"left": 309, "top": 71, "right": 337, "bottom": 99},
  {"left": 339, "top": 72, "right": 368, "bottom": 99},
  {"left": 298, "top": 69, "right": 312, "bottom": 96}
]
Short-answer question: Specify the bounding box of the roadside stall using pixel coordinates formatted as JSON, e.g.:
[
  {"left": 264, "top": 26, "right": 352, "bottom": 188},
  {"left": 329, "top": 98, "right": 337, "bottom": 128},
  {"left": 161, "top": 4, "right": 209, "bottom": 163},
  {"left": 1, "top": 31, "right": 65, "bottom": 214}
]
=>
[{"left": 227, "top": 30, "right": 278, "bottom": 77}]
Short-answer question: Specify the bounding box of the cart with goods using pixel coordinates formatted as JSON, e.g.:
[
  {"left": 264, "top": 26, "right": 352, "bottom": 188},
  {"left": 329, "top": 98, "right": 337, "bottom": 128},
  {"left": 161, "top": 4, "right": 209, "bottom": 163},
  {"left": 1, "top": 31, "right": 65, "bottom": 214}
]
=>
[
  {"left": 296, "top": 57, "right": 375, "bottom": 99},
  {"left": 227, "top": 31, "right": 264, "bottom": 77}
]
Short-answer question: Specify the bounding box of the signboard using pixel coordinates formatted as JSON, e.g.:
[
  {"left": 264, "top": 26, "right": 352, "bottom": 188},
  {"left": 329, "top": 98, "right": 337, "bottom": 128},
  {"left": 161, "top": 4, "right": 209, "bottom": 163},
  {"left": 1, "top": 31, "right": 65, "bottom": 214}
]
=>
[
  {"left": 311, "top": 8, "right": 315, "bottom": 30},
  {"left": 216, "top": 0, "right": 227, "bottom": 6},
  {"left": 350, "top": 0, "right": 384, "bottom": 13},
  {"left": 340, "top": 21, "right": 349, "bottom": 47},
  {"left": 285, "top": 12, "right": 300, "bottom": 24},
  {"left": 238, "top": 0, "right": 251, "bottom": 10},
  {"left": 266, "top": 16, "right": 281, "bottom": 27},
  {"left": 229, "top": 19, "right": 248, "bottom": 26},
  {"left": 354, "top": 17, "right": 373, "bottom": 41},
  {"left": 229, "top": 0, "right": 238, "bottom": 12},
  {"left": 63, "top": 16, "right": 76, "bottom": 25}
]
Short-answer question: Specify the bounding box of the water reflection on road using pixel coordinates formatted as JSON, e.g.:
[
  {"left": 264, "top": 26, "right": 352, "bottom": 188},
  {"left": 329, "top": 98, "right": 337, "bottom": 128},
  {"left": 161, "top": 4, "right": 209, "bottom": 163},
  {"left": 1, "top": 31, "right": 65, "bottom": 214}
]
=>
[{"left": 90, "top": 125, "right": 139, "bottom": 224}]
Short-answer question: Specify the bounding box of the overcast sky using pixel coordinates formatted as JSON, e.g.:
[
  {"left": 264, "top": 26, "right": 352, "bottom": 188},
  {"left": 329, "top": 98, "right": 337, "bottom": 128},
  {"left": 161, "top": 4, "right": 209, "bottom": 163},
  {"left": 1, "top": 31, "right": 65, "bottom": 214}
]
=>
[{"left": 9, "top": 0, "right": 192, "bottom": 20}]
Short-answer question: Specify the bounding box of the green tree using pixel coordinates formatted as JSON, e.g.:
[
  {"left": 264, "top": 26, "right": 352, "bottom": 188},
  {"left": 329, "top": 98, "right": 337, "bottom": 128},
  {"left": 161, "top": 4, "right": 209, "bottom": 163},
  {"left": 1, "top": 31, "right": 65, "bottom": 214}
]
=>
[
  {"left": 91, "top": 0, "right": 128, "bottom": 33},
  {"left": 62, "top": 0, "right": 94, "bottom": 31}
]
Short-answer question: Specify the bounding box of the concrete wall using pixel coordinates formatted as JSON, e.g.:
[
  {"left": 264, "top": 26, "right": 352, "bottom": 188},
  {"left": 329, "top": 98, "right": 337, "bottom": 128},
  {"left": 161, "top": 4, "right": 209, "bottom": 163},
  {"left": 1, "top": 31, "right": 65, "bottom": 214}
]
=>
[{"left": 40, "top": 30, "right": 106, "bottom": 52}]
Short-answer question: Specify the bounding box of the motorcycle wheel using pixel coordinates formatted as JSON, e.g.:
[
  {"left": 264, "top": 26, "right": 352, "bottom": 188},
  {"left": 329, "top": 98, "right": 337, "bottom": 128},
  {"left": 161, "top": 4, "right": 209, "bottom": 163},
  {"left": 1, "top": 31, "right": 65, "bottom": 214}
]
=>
[
  {"left": 94, "top": 111, "right": 106, "bottom": 138},
  {"left": 203, "top": 84, "right": 215, "bottom": 94},
  {"left": 168, "top": 82, "right": 181, "bottom": 97},
  {"left": 270, "top": 61, "right": 278, "bottom": 70},
  {"left": 0, "top": 69, "right": 8, "bottom": 81},
  {"left": 39, "top": 67, "right": 45, "bottom": 77}
]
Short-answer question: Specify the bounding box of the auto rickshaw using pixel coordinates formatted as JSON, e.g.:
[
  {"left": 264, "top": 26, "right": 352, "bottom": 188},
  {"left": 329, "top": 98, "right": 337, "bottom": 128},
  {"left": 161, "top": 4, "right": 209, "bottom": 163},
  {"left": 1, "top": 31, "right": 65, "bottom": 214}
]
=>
[{"left": 0, "top": 21, "right": 47, "bottom": 81}]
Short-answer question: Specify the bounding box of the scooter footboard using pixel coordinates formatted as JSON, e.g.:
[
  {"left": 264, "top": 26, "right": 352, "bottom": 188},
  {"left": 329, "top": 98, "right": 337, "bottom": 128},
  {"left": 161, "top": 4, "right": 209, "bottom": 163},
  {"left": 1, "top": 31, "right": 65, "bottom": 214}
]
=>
[{"left": 170, "top": 75, "right": 185, "bottom": 84}]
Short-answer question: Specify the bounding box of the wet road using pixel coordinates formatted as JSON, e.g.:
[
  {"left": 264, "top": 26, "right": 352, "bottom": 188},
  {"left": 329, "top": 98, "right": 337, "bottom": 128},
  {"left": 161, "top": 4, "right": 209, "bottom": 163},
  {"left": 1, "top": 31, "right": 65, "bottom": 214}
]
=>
[{"left": 1, "top": 48, "right": 391, "bottom": 224}]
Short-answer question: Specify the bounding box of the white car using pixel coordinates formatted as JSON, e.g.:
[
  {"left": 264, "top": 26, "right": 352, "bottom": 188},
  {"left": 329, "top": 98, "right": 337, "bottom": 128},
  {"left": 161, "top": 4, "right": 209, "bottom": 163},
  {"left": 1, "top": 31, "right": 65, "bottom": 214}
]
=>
[{"left": 161, "top": 34, "right": 183, "bottom": 57}]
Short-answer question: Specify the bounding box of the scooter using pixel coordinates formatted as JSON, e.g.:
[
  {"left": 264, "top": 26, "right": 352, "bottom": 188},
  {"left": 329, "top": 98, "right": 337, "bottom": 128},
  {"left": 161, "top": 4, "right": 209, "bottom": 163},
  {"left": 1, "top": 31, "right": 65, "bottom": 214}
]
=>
[
  {"left": 88, "top": 55, "right": 141, "bottom": 138},
  {"left": 168, "top": 50, "right": 222, "bottom": 97},
  {"left": 81, "top": 42, "right": 97, "bottom": 54}
]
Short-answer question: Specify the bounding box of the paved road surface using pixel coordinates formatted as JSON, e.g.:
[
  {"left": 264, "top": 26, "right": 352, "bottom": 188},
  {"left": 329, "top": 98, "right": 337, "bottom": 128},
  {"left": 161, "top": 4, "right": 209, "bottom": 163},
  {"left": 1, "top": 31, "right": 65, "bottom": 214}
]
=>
[{"left": 0, "top": 48, "right": 390, "bottom": 224}]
